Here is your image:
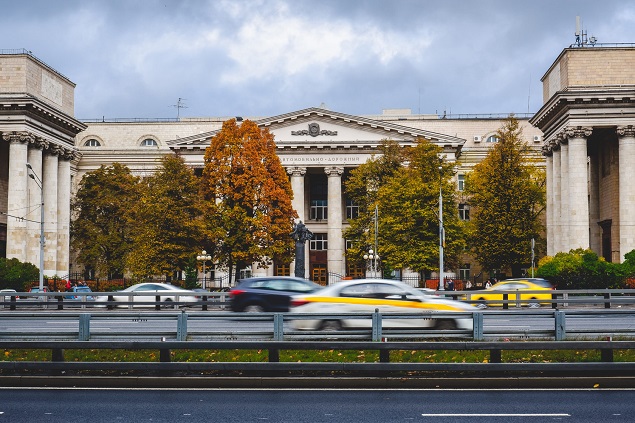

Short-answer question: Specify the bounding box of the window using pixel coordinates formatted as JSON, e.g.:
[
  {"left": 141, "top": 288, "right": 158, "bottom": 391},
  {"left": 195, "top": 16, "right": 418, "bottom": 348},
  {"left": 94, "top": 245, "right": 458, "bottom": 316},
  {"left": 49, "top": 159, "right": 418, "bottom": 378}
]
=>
[
  {"left": 459, "top": 203, "right": 470, "bottom": 221},
  {"left": 486, "top": 135, "right": 499, "bottom": 143},
  {"left": 141, "top": 138, "right": 158, "bottom": 147},
  {"left": 457, "top": 174, "right": 465, "bottom": 191},
  {"left": 459, "top": 264, "right": 471, "bottom": 281},
  {"left": 310, "top": 200, "right": 328, "bottom": 220},
  {"left": 346, "top": 199, "right": 359, "bottom": 220},
  {"left": 274, "top": 263, "right": 290, "bottom": 276},
  {"left": 310, "top": 233, "right": 328, "bottom": 250},
  {"left": 84, "top": 139, "right": 101, "bottom": 147}
]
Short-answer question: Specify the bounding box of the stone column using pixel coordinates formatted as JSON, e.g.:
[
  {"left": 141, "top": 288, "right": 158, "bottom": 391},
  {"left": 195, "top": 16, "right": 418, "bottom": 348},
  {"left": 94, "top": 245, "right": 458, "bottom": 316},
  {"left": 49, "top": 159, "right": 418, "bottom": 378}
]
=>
[
  {"left": 566, "top": 126, "right": 591, "bottom": 251},
  {"left": 325, "top": 166, "right": 344, "bottom": 277},
  {"left": 551, "top": 143, "right": 562, "bottom": 254},
  {"left": 4, "top": 132, "right": 30, "bottom": 262},
  {"left": 559, "top": 135, "right": 570, "bottom": 252},
  {"left": 43, "top": 150, "right": 59, "bottom": 276},
  {"left": 287, "top": 166, "right": 306, "bottom": 277},
  {"left": 618, "top": 125, "right": 635, "bottom": 260},
  {"left": 27, "top": 141, "right": 44, "bottom": 269},
  {"left": 588, "top": 153, "right": 601, "bottom": 254},
  {"left": 56, "top": 153, "right": 72, "bottom": 277},
  {"left": 544, "top": 147, "right": 554, "bottom": 256}
]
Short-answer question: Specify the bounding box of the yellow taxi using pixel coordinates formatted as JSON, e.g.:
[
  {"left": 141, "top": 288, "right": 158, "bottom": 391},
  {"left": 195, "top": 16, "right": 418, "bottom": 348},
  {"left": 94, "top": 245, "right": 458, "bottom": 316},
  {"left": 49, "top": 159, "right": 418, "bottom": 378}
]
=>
[
  {"left": 289, "top": 279, "right": 475, "bottom": 331},
  {"left": 466, "top": 278, "right": 553, "bottom": 308}
]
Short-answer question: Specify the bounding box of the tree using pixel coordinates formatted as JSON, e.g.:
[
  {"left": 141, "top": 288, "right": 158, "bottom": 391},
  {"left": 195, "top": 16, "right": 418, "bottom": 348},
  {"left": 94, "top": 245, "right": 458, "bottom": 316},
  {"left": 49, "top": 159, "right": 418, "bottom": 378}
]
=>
[
  {"left": 125, "top": 154, "right": 204, "bottom": 281},
  {"left": 71, "top": 163, "right": 140, "bottom": 279},
  {"left": 0, "top": 258, "right": 39, "bottom": 291},
  {"left": 201, "top": 119, "right": 296, "bottom": 284},
  {"left": 465, "top": 117, "right": 545, "bottom": 276},
  {"left": 344, "top": 139, "right": 465, "bottom": 278}
]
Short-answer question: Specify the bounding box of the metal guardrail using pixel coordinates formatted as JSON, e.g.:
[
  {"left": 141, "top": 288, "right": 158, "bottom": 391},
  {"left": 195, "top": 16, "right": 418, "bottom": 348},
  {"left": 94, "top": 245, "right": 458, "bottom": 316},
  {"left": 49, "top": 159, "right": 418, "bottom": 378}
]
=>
[
  {"left": 0, "top": 340, "right": 633, "bottom": 380},
  {"left": 1, "top": 308, "right": 635, "bottom": 342}
]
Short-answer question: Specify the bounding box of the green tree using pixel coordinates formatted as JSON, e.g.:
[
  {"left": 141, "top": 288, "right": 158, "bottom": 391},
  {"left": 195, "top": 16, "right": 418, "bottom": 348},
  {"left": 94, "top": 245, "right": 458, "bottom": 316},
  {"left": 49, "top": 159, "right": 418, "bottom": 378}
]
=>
[
  {"left": 343, "top": 140, "right": 407, "bottom": 269},
  {"left": 71, "top": 163, "right": 140, "bottom": 279},
  {"left": 465, "top": 117, "right": 545, "bottom": 276},
  {"left": 0, "top": 258, "right": 39, "bottom": 291},
  {"left": 201, "top": 119, "right": 296, "bottom": 285},
  {"left": 126, "top": 154, "right": 204, "bottom": 281}
]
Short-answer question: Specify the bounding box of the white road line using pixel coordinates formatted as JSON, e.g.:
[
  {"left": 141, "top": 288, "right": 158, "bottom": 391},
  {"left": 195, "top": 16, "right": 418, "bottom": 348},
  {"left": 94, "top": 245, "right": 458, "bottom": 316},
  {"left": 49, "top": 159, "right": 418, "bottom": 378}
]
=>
[{"left": 421, "top": 413, "right": 570, "bottom": 417}]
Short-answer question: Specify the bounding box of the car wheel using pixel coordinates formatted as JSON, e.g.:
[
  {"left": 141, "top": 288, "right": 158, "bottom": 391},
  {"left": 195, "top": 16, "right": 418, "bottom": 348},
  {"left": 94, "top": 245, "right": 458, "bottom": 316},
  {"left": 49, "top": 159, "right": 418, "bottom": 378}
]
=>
[
  {"left": 476, "top": 298, "right": 488, "bottom": 309},
  {"left": 163, "top": 298, "right": 176, "bottom": 309},
  {"left": 435, "top": 319, "right": 458, "bottom": 330},
  {"left": 319, "top": 320, "right": 342, "bottom": 331},
  {"left": 244, "top": 304, "right": 265, "bottom": 313},
  {"left": 528, "top": 298, "right": 541, "bottom": 308}
]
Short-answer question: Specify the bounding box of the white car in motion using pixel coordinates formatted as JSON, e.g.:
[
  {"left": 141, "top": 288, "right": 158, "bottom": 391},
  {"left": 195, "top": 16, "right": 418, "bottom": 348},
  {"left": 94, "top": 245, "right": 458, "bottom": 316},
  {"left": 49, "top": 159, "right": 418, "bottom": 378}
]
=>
[
  {"left": 96, "top": 282, "right": 199, "bottom": 308},
  {"left": 289, "top": 279, "right": 475, "bottom": 331}
]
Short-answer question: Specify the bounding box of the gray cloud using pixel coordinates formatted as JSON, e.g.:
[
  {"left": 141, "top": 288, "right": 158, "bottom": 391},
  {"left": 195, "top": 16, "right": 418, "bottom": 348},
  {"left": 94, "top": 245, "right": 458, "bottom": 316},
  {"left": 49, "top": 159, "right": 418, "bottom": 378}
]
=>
[{"left": 2, "top": 0, "right": 633, "bottom": 119}]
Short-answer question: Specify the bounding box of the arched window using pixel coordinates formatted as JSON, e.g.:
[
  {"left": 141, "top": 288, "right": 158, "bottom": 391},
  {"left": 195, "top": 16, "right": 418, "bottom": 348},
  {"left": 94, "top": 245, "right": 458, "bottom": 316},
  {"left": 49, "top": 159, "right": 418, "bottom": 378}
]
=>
[
  {"left": 84, "top": 139, "right": 101, "bottom": 147},
  {"left": 485, "top": 135, "right": 499, "bottom": 143},
  {"left": 141, "top": 138, "right": 158, "bottom": 147}
]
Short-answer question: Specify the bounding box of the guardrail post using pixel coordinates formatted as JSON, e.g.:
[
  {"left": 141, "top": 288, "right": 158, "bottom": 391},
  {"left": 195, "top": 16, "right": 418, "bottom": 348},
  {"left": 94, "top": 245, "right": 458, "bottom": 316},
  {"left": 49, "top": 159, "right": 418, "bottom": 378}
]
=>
[
  {"left": 273, "top": 313, "right": 284, "bottom": 341},
  {"left": 555, "top": 310, "right": 566, "bottom": 341},
  {"left": 78, "top": 313, "right": 91, "bottom": 341},
  {"left": 107, "top": 295, "right": 114, "bottom": 310},
  {"left": 551, "top": 292, "right": 558, "bottom": 309},
  {"left": 155, "top": 295, "right": 161, "bottom": 310},
  {"left": 57, "top": 295, "right": 64, "bottom": 310},
  {"left": 269, "top": 348, "right": 280, "bottom": 362},
  {"left": 10, "top": 295, "right": 16, "bottom": 310},
  {"left": 177, "top": 312, "right": 188, "bottom": 341},
  {"left": 473, "top": 312, "right": 483, "bottom": 341},
  {"left": 202, "top": 295, "right": 208, "bottom": 311},
  {"left": 490, "top": 349, "right": 501, "bottom": 363},
  {"left": 515, "top": 290, "right": 521, "bottom": 308},
  {"left": 503, "top": 293, "right": 508, "bottom": 310},
  {"left": 604, "top": 292, "right": 611, "bottom": 309},
  {"left": 380, "top": 348, "right": 390, "bottom": 363},
  {"left": 601, "top": 345, "right": 614, "bottom": 362},
  {"left": 372, "top": 309, "right": 382, "bottom": 342}
]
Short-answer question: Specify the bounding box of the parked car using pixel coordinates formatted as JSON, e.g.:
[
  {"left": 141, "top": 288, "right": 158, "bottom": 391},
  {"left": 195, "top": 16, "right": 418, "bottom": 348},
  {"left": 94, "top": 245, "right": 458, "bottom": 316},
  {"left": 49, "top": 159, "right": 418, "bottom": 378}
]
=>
[
  {"left": 95, "top": 282, "right": 199, "bottom": 308},
  {"left": 465, "top": 279, "right": 553, "bottom": 308},
  {"left": 229, "top": 276, "right": 323, "bottom": 312},
  {"left": 289, "top": 279, "right": 475, "bottom": 331},
  {"left": 64, "top": 285, "right": 94, "bottom": 301},
  {"left": 1, "top": 289, "right": 18, "bottom": 307}
]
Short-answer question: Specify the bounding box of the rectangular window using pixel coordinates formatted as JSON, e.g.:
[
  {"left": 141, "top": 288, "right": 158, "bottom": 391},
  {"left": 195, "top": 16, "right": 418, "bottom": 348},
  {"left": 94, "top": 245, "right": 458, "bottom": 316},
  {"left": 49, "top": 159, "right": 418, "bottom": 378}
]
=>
[
  {"left": 274, "top": 263, "right": 290, "bottom": 276},
  {"left": 457, "top": 174, "right": 465, "bottom": 191},
  {"left": 459, "top": 203, "right": 470, "bottom": 221},
  {"left": 310, "top": 200, "right": 328, "bottom": 220},
  {"left": 459, "top": 264, "right": 471, "bottom": 281},
  {"left": 310, "top": 233, "right": 328, "bottom": 250},
  {"left": 346, "top": 199, "right": 359, "bottom": 220}
]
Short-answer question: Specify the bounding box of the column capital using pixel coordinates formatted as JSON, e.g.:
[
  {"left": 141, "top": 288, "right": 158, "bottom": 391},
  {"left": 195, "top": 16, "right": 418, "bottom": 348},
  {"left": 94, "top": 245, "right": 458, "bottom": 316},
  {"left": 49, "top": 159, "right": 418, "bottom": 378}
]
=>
[
  {"left": 617, "top": 125, "right": 635, "bottom": 138},
  {"left": 541, "top": 144, "right": 553, "bottom": 157},
  {"left": 286, "top": 166, "right": 307, "bottom": 177},
  {"left": 2, "top": 131, "right": 33, "bottom": 144},
  {"left": 324, "top": 166, "right": 344, "bottom": 177},
  {"left": 564, "top": 126, "right": 593, "bottom": 140}
]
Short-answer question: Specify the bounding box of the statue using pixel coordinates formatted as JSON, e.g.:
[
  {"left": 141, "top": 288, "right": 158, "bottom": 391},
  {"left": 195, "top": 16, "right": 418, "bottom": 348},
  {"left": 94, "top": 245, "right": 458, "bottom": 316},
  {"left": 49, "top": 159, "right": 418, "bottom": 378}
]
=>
[{"left": 290, "top": 220, "right": 313, "bottom": 278}]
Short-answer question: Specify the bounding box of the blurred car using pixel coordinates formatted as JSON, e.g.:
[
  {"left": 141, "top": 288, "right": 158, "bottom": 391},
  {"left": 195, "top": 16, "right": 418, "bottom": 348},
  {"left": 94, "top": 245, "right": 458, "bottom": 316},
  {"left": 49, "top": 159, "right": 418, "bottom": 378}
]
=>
[
  {"left": 465, "top": 278, "right": 553, "bottom": 308},
  {"left": 1, "top": 289, "right": 18, "bottom": 307},
  {"left": 229, "top": 276, "right": 323, "bottom": 312},
  {"left": 289, "top": 279, "right": 475, "bottom": 331},
  {"left": 95, "top": 282, "right": 199, "bottom": 308},
  {"left": 64, "top": 285, "right": 94, "bottom": 301}
]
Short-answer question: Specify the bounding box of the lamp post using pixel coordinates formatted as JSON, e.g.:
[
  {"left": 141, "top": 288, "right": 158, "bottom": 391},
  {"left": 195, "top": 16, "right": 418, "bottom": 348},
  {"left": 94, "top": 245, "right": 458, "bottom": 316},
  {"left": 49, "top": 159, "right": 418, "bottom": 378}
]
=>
[
  {"left": 196, "top": 250, "right": 211, "bottom": 290},
  {"left": 26, "top": 163, "right": 44, "bottom": 293},
  {"left": 363, "top": 249, "right": 379, "bottom": 278},
  {"left": 438, "top": 164, "right": 445, "bottom": 291}
]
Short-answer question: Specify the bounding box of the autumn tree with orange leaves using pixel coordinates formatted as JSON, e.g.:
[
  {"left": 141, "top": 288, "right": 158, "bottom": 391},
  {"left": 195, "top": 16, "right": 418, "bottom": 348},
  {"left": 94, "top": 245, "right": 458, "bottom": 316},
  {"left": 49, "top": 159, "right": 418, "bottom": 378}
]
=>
[{"left": 201, "top": 119, "right": 297, "bottom": 284}]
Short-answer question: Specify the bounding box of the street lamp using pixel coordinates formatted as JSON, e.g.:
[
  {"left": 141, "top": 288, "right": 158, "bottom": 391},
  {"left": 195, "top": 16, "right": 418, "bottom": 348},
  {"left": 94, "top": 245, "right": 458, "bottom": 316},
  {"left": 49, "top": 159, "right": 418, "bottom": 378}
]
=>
[
  {"left": 196, "top": 250, "right": 211, "bottom": 289},
  {"left": 438, "top": 164, "right": 445, "bottom": 291},
  {"left": 363, "top": 249, "right": 380, "bottom": 278},
  {"left": 26, "top": 163, "right": 44, "bottom": 293}
]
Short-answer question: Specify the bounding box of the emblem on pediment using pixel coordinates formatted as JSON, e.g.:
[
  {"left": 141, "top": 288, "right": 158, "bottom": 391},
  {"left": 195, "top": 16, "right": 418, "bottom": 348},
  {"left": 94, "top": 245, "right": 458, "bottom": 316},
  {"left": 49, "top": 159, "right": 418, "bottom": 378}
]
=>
[{"left": 291, "top": 122, "right": 338, "bottom": 137}]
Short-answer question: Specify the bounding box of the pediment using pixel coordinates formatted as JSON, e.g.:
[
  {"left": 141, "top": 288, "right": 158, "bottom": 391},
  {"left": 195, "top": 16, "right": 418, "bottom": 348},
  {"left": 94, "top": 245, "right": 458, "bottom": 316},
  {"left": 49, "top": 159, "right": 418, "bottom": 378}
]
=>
[{"left": 168, "top": 107, "right": 464, "bottom": 151}]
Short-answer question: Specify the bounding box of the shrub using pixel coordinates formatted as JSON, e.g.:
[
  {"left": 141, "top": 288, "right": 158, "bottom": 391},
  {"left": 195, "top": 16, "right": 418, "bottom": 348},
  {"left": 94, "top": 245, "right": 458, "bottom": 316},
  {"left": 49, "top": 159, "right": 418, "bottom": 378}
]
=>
[{"left": 0, "top": 258, "right": 39, "bottom": 291}]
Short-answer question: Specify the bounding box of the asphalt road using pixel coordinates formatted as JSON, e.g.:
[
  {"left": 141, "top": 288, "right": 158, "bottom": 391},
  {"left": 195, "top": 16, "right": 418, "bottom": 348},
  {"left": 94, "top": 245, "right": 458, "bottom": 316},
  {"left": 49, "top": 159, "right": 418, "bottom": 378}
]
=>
[{"left": 1, "top": 388, "right": 634, "bottom": 422}]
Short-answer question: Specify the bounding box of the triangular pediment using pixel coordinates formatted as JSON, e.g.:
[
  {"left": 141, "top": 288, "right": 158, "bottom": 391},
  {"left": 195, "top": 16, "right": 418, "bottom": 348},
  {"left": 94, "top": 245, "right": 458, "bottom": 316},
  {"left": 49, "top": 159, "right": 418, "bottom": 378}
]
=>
[{"left": 168, "top": 107, "right": 464, "bottom": 151}]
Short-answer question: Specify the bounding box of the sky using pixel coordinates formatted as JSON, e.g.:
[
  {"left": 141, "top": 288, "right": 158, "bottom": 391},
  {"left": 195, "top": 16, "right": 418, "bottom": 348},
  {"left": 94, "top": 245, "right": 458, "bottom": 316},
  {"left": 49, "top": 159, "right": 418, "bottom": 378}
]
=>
[{"left": 2, "top": 0, "right": 635, "bottom": 120}]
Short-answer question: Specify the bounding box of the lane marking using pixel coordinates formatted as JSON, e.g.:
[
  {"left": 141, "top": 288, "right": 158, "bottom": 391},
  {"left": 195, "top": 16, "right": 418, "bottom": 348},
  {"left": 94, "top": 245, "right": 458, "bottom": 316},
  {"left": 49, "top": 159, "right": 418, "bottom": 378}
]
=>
[{"left": 422, "top": 413, "right": 570, "bottom": 417}]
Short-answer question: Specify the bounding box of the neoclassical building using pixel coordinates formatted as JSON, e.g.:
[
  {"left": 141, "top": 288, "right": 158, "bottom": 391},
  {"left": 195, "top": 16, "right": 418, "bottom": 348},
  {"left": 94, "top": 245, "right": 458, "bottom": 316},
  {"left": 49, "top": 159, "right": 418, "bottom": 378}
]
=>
[{"left": 531, "top": 46, "right": 635, "bottom": 263}]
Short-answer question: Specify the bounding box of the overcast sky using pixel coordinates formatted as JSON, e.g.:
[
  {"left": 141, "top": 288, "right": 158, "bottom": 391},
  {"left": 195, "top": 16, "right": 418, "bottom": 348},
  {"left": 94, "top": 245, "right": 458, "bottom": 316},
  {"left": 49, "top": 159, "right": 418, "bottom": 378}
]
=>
[{"left": 3, "top": 0, "right": 635, "bottom": 120}]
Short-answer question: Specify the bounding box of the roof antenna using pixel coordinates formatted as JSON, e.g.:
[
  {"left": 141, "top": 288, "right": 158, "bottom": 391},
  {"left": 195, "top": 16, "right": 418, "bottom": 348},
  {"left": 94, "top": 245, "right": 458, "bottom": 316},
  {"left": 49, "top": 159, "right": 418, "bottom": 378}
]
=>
[
  {"left": 574, "top": 16, "right": 597, "bottom": 47},
  {"left": 171, "top": 98, "right": 188, "bottom": 119}
]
